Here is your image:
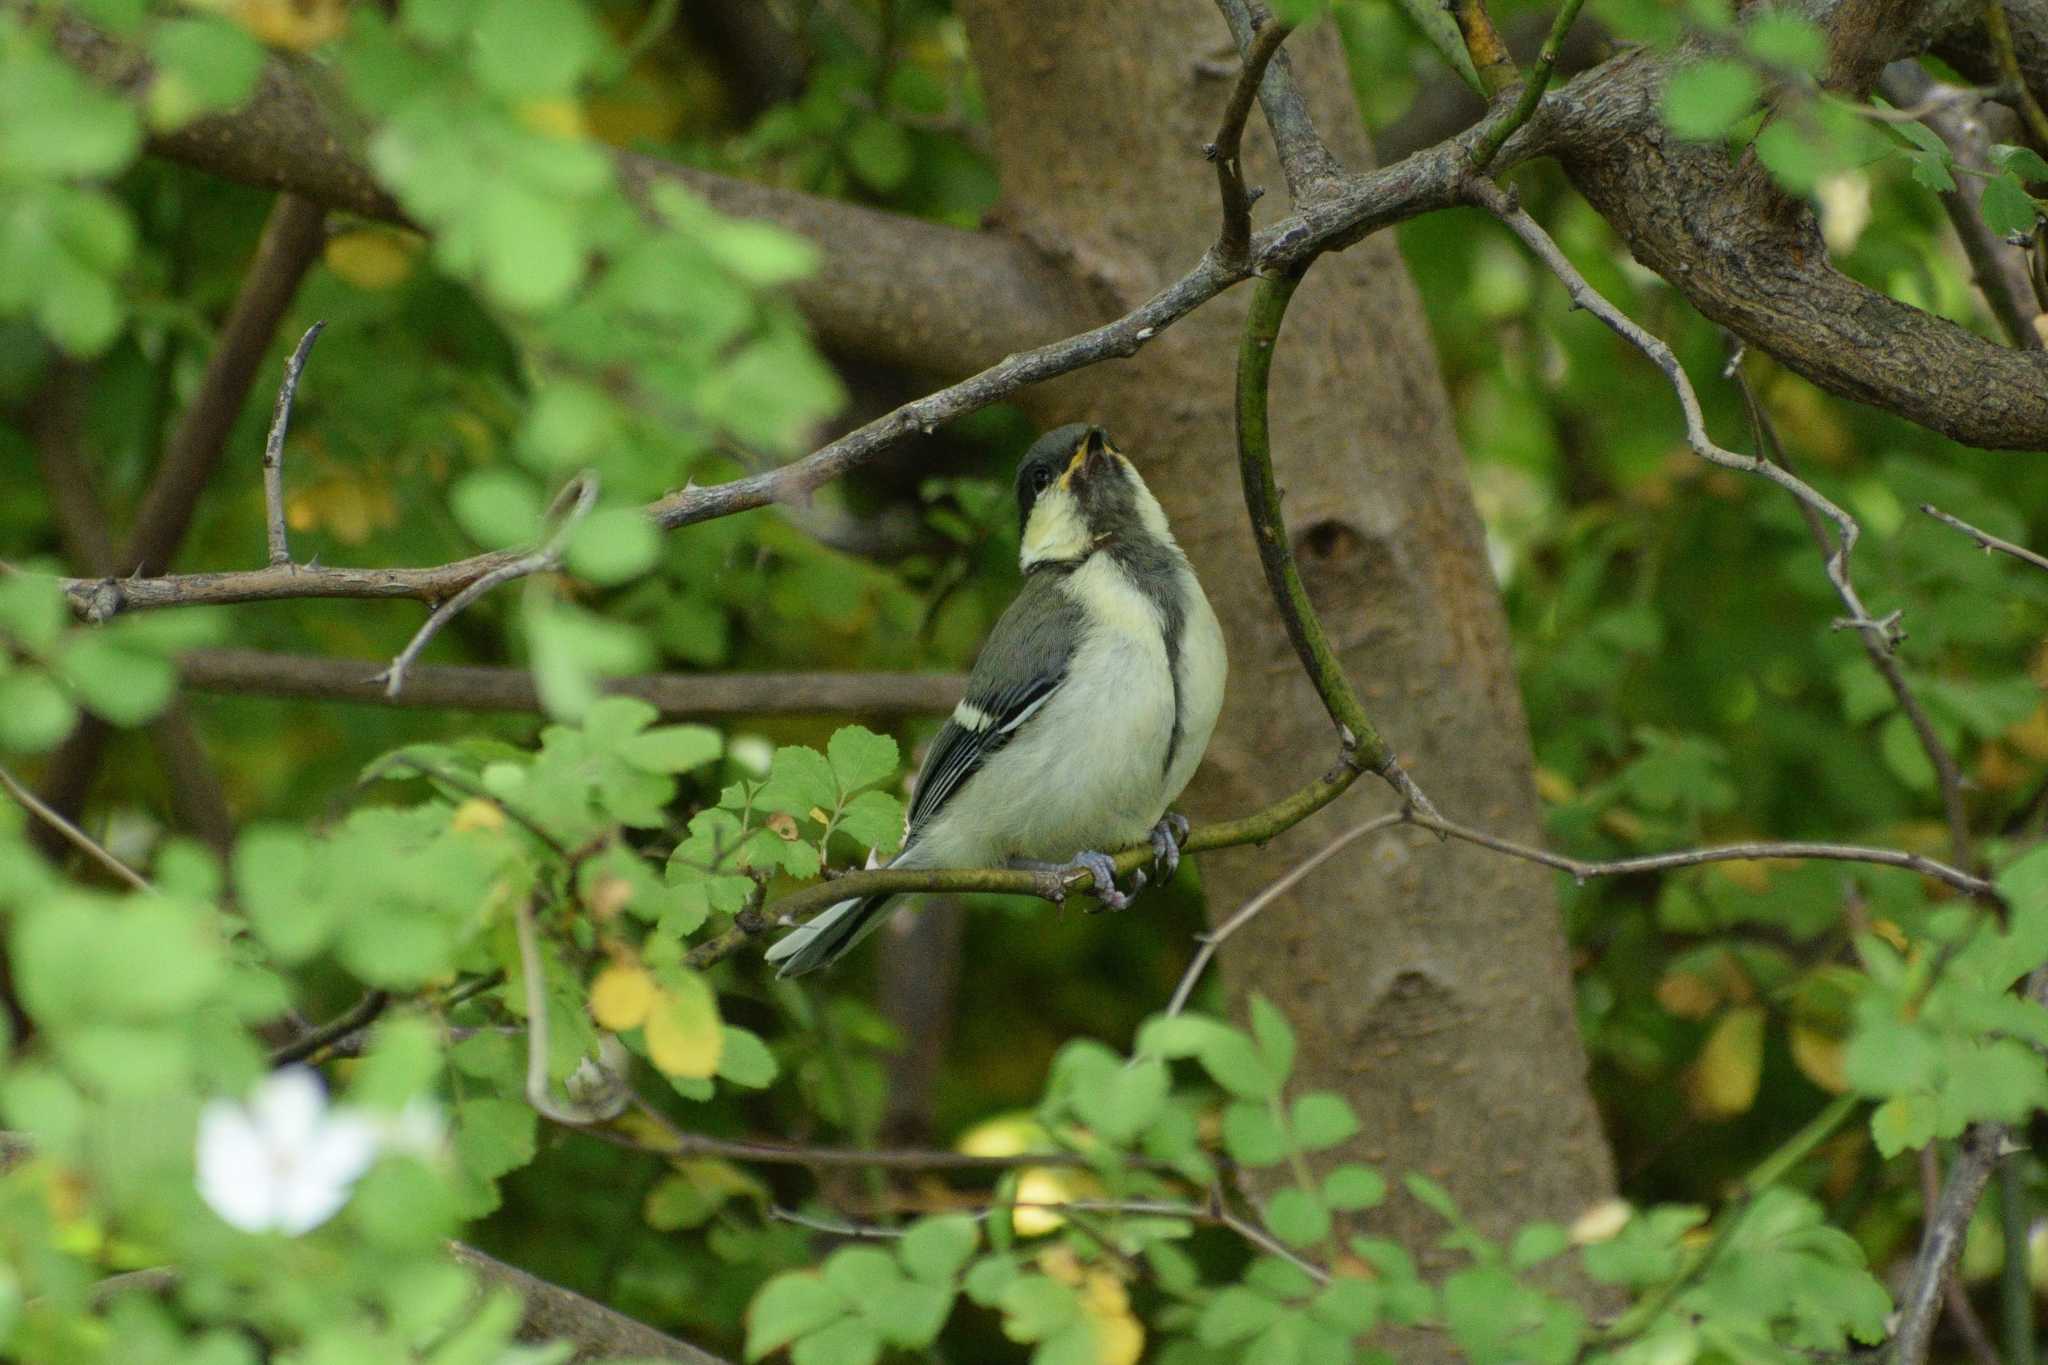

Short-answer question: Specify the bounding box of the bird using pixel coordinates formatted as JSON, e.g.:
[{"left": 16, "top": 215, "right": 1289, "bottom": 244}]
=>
[{"left": 764, "top": 422, "right": 1228, "bottom": 977}]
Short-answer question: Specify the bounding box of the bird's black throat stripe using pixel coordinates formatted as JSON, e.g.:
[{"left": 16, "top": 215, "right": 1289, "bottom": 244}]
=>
[{"left": 1108, "top": 537, "right": 1187, "bottom": 778}]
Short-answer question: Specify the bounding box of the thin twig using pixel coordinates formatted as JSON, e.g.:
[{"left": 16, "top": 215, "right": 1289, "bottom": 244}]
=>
[
  {"left": 1407, "top": 808, "right": 1995, "bottom": 899},
  {"left": 1981, "top": 0, "right": 2048, "bottom": 147},
  {"left": 512, "top": 891, "right": 614, "bottom": 1126},
  {"left": 175, "top": 648, "right": 967, "bottom": 717},
  {"left": 1208, "top": 18, "right": 1292, "bottom": 266},
  {"left": 1212, "top": 0, "right": 1346, "bottom": 203},
  {"left": 1893, "top": 1125, "right": 2014, "bottom": 1364},
  {"left": 1916, "top": 1144, "right": 2005, "bottom": 1365},
  {"left": 1735, "top": 360, "right": 1971, "bottom": 864},
  {"left": 1470, "top": 0, "right": 1590, "bottom": 170},
  {"left": 262, "top": 321, "right": 324, "bottom": 566},
  {"left": 363, "top": 753, "right": 574, "bottom": 861},
  {"left": 619, "top": 1095, "right": 1179, "bottom": 1173},
  {"left": 1468, "top": 178, "right": 1901, "bottom": 650},
  {"left": 0, "top": 763, "right": 153, "bottom": 894},
  {"left": 1164, "top": 815, "right": 1403, "bottom": 1018},
  {"left": 375, "top": 473, "right": 599, "bottom": 698},
  {"left": 1922, "top": 503, "right": 2048, "bottom": 573},
  {"left": 269, "top": 990, "right": 389, "bottom": 1066}
]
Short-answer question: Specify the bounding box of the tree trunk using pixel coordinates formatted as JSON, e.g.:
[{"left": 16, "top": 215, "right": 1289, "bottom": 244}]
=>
[{"left": 956, "top": 0, "right": 1615, "bottom": 1294}]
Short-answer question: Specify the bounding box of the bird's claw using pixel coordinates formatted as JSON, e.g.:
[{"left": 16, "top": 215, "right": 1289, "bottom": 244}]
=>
[
  {"left": 1148, "top": 812, "right": 1189, "bottom": 881},
  {"left": 1064, "top": 849, "right": 1137, "bottom": 912}
]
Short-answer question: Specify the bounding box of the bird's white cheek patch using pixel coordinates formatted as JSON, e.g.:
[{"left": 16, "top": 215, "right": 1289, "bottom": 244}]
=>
[{"left": 1020, "top": 489, "right": 1089, "bottom": 569}]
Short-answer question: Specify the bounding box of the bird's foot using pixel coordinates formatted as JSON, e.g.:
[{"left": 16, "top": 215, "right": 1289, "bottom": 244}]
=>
[
  {"left": 1016, "top": 850, "right": 1142, "bottom": 911},
  {"left": 1148, "top": 812, "right": 1190, "bottom": 881}
]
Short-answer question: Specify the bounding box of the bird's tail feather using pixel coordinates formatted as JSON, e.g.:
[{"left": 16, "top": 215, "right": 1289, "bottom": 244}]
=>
[{"left": 762, "top": 892, "right": 897, "bottom": 977}]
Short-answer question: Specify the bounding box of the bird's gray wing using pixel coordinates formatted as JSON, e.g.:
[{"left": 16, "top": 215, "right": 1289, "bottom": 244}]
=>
[{"left": 907, "top": 572, "right": 1084, "bottom": 833}]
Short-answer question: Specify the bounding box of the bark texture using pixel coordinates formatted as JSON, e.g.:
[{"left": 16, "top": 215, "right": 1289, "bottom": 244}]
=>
[{"left": 955, "top": 0, "right": 1615, "bottom": 1286}]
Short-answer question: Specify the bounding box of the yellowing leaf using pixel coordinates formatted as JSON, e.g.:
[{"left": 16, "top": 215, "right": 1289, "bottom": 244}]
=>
[
  {"left": 644, "top": 972, "right": 723, "bottom": 1079},
  {"left": 1711, "top": 858, "right": 1772, "bottom": 895},
  {"left": 1790, "top": 1023, "right": 1849, "bottom": 1094},
  {"left": 229, "top": 0, "right": 348, "bottom": 50},
  {"left": 449, "top": 798, "right": 505, "bottom": 833},
  {"left": 517, "top": 98, "right": 587, "bottom": 140},
  {"left": 955, "top": 1112, "right": 1049, "bottom": 1159},
  {"left": 589, "top": 963, "right": 656, "bottom": 1031},
  {"left": 325, "top": 228, "right": 416, "bottom": 290},
  {"left": 1687, "top": 1005, "right": 1765, "bottom": 1119},
  {"left": 1532, "top": 767, "right": 1576, "bottom": 805},
  {"left": 1078, "top": 1267, "right": 1143, "bottom": 1365},
  {"left": 1013, "top": 1167, "right": 1077, "bottom": 1237},
  {"left": 1656, "top": 970, "right": 1720, "bottom": 1020}
]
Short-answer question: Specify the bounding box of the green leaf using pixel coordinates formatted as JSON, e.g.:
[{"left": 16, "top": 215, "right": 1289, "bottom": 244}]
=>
[
  {"left": 998, "top": 1275, "right": 1079, "bottom": 1341},
  {"left": 1982, "top": 172, "right": 2042, "bottom": 238},
  {"left": 900, "top": 1214, "right": 979, "bottom": 1284},
  {"left": 1198, "top": 1027, "right": 1280, "bottom": 1100},
  {"left": 470, "top": 0, "right": 603, "bottom": 97},
  {"left": 1907, "top": 149, "right": 1958, "bottom": 193},
  {"left": 1223, "top": 1100, "right": 1290, "bottom": 1166},
  {"left": 1249, "top": 994, "right": 1297, "bottom": 1080},
  {"left": 476, "top": 183, "right": 585, "bottom": 312},
  {"left": 716, "top": 1026, "right": 779, "bottom": 1089},
  {"left": 1382, "top": 0, "right": 1484, "bottom": 94},
  {"left": 1290, "top": 1092, "right": 1360, "bottom": 1149},
  {"left": 1198, "top": 1286, "right": 1284, "bottom": 1346},
  {"left": 1878, "top": 710, "right": 1937, "bottom": 790},
  {"left": 757, "top": 745, "right": 838, "bottom": 817},
  {"left": 564, "top": 507, "right": 660, "bottom": 585},
  {"left": 1756, "top": 120, "right": 1825, "bottom": 195},
  {"left": 862, "top": 1277, "right": 952, "bottom": 1348},
  {"left": 1661, "top": 60, "right": 1762, "bottom": 139},
  {"left": 701, "top": 220, "right": 819, "bottom": 286},
  {"left": 828, "top": 726, "right": 900, "bottom": 795},
  {"left": 1742, "top": 10, "right": 1826, "bottom": 73},
  {"left": 1268, "top": 1188, "right": 1333, "bottom": 1247},
  {"left": 520, "top": 382, "right": 617, "bottom": 471},
  {"left": 1511, "top": 1221, "right": 1571, "bottom": 1269},
  {"left": 0, "top": 671, "right": 78, "bottom": 753},
  {"left": 835, "top": 790, "right": 906, "bottom": 854},
  {"left": 844, "top": 114, "right": 913, "bottom": 191},
  {"left": 1870, "top": 1093, "right": 1938, "bottom": 1157},
  {"left": 0, "top": 45, "right": 142, "bottom": 178},
  {"left": 1069, "top": 1051, "right": 1170, "bottom": 1145},
  {"left": 146, "top": 17, "right": 264, "bottom": 128},
  {"left": 54, "top": 633, "right": 174, "bottom": 726},
  {"left": 453, "top": 469, "right": 544, "bottom": 549},
  {"left": 1323, "top": 1164, "right": 1388, "bottom": 1211},
  {"left": 824, "top": 1247, "right": 903, "bottom": 1301},
  {"left": 747, "top": 1273, "right": 847, "bottom": 1361},
  {"left": 620, "top": 724, "right": 723, "bottom": 774},
  {"left": 1309, "top": 1277, "right": 1380, "bottom": 1333},
  {"left": 455, "top": 1096, "right": 539, "bottom": 1181},
  {"left": 1995, "top": 143, "right": 2048, "bottom": 181},
  {"left": 233, "top": 824, "right": 332, "bottom": 963}
]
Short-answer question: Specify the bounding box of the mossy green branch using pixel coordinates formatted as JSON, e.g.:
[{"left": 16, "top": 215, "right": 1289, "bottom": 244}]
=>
[
  {"left": 1470, "top": 0, "right": 1590, "bottom": 172},
  {"left": 1235, "top": 268, "right": 1436, "bottom": 817}
]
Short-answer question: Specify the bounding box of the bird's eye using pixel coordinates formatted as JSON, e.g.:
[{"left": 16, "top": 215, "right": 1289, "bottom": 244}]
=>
[{"left": 1031, "top": 466, "right": 1052, "bottom": 494}]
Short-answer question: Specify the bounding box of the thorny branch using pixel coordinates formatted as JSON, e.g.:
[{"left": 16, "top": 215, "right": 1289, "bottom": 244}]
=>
[
  {"left": 261, "top": 322, "right": 324, "bottom": 567},
  {"left": 1468, "top": 178, "right": 1901, "bottom": 651},
  {"left": 1207, "top": 16, "right": 1292, "bottom": 265},
  {"left": 1922, "top": 502, "right": 2048, "bottom": 573}
]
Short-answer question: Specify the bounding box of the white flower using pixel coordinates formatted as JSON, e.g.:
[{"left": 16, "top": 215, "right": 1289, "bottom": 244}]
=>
[{"left": 196, "top": 1066, "right": 380, "bottom": 1235}]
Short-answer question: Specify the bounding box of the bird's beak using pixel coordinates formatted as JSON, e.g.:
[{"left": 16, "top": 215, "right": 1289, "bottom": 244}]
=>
[{"left": 1069, "top": 428, "right": 1115, "bottom": 484}]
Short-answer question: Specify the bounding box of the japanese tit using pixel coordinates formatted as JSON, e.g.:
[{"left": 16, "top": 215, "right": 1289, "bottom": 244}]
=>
[{"left": 765, "top": 423, "right": 1228, "bottom": 976}]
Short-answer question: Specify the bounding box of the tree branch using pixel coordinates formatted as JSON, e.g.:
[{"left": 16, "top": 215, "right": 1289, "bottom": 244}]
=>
[
  {"left": 1208, "top": 16, "right": 1293, "bottom": 266},
  {"left": 445, "top": 1243, "right": 734, "bottom": 1364},
  {"left": 1922, "top": 502, "right": 2048, "bottom": 571},
  {"left": 1892, "top": 1125, "right": 2015, "bottom": 1364},
  {"left": 1214, "top": 0, "right": 1346, "bottom": 202},
  {"left": 262, "top": 321, "right": 323, "bottom": 566},
  {"left": 1469, "top": 178, "right": 1902, "bottom": 651},
  {"left": 1235, "top": 265, "right": 1438, "bottom": 817},
  {"left": 40, "top": 8, "right": 1088, "bottom": 382},
  {"left": 1880, "top": 63, "right": 2046, "bottom": 349},
  {"left": 175, "top": 649, "right": 967, "bottom": 717}
]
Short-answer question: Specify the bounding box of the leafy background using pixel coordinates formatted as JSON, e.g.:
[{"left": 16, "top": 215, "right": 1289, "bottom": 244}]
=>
[{"left": 3, "top": 0, "right": 2048, "bottom": 1362}]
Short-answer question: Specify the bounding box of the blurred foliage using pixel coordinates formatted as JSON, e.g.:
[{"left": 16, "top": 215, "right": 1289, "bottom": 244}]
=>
[{"left": 2, "top": 0, "right": 2048, "bottom": 1362}]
